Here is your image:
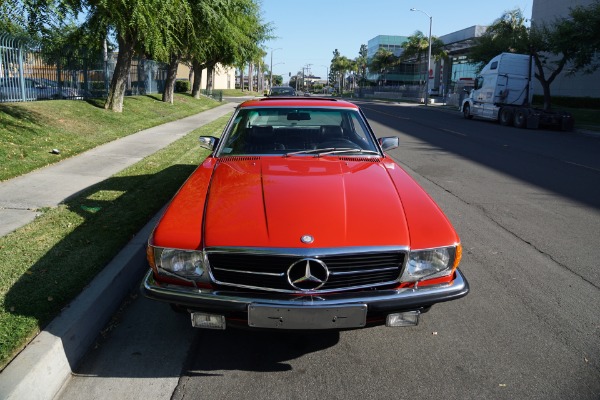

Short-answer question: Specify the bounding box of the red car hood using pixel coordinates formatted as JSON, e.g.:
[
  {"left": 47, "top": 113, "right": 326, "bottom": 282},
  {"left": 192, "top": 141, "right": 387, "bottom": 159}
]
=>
[
  {"left": 203, "top": 156, "right": 408, "bottom": 248},
  {"left": 152, "top": 156, "right": 458, "bottom": 250}
]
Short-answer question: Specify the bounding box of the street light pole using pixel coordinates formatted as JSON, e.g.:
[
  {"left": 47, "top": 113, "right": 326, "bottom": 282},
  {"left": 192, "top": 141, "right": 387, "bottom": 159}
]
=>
[
  {"left": 270, "top": 48, "right": 282, "bottom": 89},
  {"left": 319, "top": 65, "right": 329, "bottom": 94},
  {"left": 410, "top": 8, "right": 432, "bottom": 106}
]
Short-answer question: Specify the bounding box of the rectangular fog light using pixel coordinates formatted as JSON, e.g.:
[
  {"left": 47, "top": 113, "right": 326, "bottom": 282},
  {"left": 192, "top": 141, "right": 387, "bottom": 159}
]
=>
[
  {"left": 191, "top": 312, "right": 226, "bottom": 329},
  {"left": 386, "top": 311, "right": 420, "bottom": 327}
]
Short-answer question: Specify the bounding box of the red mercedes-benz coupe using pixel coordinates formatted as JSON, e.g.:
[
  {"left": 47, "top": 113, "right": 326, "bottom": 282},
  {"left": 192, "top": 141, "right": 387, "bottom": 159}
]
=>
[{"left": 143, "top": 97, "right": 469, "bottom": 330}]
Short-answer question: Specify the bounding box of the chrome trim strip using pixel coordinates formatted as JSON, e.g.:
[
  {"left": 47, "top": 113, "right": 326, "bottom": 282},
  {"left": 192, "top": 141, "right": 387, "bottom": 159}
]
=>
[
  {"left": 209, "top": 278, "right": 401, "bottom": 294},
  {"left": 213, "top": 265, "right": 398, "bottom": 278},
  {"left": 330, "top": 266, "right": 399, "bottom": 276},
  {"left": 142, "top": 268, "right": 469, "bottom": 308},
  {"left": 212, "top": 267, "right": 285, "bottom": 277},
  {"left": 205, "top": 246, "right": 408, "bottom": 293},
  {"left": 205, "top": 246, "right": 409, "bottom": 257}
]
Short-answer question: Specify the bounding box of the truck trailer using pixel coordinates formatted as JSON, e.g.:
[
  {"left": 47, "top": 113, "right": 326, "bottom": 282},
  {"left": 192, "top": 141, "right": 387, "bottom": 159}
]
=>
[{"left": 460, "top": 53, "right": 574, "bottom": 131}]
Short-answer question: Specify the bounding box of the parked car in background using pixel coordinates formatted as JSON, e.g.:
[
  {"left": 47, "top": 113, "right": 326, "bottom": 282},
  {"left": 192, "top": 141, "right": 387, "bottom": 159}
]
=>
[
  {"left": 0, "top": 77, "right": 37, "bottom": 101},
  {"left": 0, "top": 77, "right": 87, "bottom": 102},
  {"left": 143, "top": 97, "right": 469, "bottom": 331},
  {"left": 33, "top": 78, "right": 88, "bottom": 99},
  {"left": 268, "top": 86, "right": 296, "bottom": 97}
]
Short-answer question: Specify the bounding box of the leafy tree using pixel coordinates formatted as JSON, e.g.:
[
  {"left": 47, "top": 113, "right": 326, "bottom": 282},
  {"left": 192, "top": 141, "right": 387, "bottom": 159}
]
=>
[
  {"left": 369, "top": 48, "right": 397, "bottom": 85},
  {"left": 567, "top": 1, "right": 600, "bottom": 72},
  {"left": 72, "top": 0, "right": 193, "bottom": 112},
  {"left": 401, "top": 30, "right": 447, "bottom": 83},
  {"left": 288, "top": 73, "right": 298, "bottom": 89},
  {"left": 0, "top": 1, "right": 29, "bottom": 37},
  {"left": 205, "top": 0, "right": 268, "bottom": 95},
  {"left": 469, "top": 4, "right": 600, "bottom": 110},
  {"left": 330, "top": 50, "right": 352, "bottom": 92},
  {"left": 468, "top": 10, "right": 529, "bottom": 66},
  {"left": 355, "top": 44, "right": 368, "bottom": 87},
  {"left": 1, "top": 0, "right": 270, "bottom": 107},
  {"left": 329, "top": 49, "right": 341, "bottom": 87}
]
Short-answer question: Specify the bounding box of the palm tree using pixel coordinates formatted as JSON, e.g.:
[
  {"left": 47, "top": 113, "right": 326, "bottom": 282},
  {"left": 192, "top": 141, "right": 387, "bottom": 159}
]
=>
[{"left": 369, "top": 48, "right": 397, "bottom": 86}]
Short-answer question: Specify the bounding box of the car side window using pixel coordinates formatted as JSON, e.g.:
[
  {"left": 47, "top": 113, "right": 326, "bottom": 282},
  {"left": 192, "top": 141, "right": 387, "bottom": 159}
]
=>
[{"left": 346, "top": 112, "right": 377, "bottom": 150}]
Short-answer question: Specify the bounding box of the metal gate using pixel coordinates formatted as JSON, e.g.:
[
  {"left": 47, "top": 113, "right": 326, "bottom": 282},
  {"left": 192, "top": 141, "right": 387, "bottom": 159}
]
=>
[{"left": 0, "top": 33, "right": 167, "bottom": 103}]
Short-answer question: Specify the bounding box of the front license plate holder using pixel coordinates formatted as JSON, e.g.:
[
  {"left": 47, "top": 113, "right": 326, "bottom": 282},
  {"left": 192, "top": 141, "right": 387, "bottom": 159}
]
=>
[{"left": 248, "top": 304, "right": 367, "bottom": 329}]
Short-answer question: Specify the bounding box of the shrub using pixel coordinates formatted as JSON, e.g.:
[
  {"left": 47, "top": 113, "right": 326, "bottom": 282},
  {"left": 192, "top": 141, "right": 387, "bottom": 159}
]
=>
[
  {"left": 175, "top": 80, "right": 191, "bottom": 93},
  {"left": 533, "top": 95, "right": 600, "bottom": 110}
]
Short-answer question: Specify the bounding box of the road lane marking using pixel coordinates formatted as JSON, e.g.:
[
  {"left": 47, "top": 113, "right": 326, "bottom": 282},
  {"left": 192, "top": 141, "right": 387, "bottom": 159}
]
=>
[
  {"left": 441, "top": 128, "right": 467, "bottom": 137},
  {"left": 563, "top": 161, "right": 600, "bottom": 173}
]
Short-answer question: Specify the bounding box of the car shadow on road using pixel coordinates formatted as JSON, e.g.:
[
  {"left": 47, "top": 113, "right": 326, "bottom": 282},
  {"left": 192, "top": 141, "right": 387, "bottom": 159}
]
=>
[{"left": 183, "top": 329, "right": 340, "bottom": 374}]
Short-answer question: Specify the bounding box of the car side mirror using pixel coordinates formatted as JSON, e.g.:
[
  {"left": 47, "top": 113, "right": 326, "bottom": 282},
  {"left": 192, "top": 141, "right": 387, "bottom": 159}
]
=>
[
  {"left": 199, "top": 136, "right": 219, "bottom": 151},
  {"left": 378, "top": 137, "right": 399, "bottom": 151}
]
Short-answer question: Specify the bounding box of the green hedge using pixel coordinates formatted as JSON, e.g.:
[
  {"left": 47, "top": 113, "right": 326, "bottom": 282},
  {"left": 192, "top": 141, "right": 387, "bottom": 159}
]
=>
[
  {"left": 533, "top": 95, "right": 600, "bottom": 110},
  {"left": 175, "top": 80, "right": 191, "bottom": 93}
]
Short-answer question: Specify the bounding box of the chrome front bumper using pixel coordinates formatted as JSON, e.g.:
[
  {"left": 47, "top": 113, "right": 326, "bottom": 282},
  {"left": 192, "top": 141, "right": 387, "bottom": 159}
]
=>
[{"left": 141, "top": 268, "right": 469, "bottom": 318}]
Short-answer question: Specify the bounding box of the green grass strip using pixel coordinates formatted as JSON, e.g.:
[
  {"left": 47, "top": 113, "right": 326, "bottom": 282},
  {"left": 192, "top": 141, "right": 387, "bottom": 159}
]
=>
[
  {"left": 0, "top": 114, "right": 230, "bottom": 369},
  {"left": 0, "top": 94, "right": 222, "bottom": 181}
]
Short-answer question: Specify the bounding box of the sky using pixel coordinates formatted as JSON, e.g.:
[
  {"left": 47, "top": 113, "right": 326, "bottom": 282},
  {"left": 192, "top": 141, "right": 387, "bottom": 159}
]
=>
[{"left": 260, "top": 0, "right": 533, "bottom": 83}]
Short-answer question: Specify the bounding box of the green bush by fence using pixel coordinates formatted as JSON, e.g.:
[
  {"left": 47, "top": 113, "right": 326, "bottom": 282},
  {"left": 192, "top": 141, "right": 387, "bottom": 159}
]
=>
[
  {"left": 175, "top": 80, "right": 191, "bottom": 93},
  {"left": 533, "top": 95, "right": 600, "bottom": 110}
]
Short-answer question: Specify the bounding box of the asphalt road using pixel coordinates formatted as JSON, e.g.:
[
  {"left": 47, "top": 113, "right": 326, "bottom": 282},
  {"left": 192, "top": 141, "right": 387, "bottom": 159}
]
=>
[{"left": 57, "top": 101, "right": 600, "bottom": 400}]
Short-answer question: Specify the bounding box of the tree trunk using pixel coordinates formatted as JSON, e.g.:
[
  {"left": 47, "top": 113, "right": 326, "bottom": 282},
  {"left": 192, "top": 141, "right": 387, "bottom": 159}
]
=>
[
  {"left": 191, "top": 60, "right": 204, "bottom": 99},
  {"left": 239, "top": 64, "right": 244, "bottom": 91},
  {"left": 104, "top": 34, "right": 136, "bottom": 112},
  {"left": 248, "top": 63, "right": 254, "bottom": 92},
  {"left": 533, "top": 53, "right": 568, "bottom": 111},
  {"left": 162, "top": 53, "right": 179, "bottom": 104},
  {"left": 206, "top": 63, "right": 215, "bottom": 92},
  {"left": 256, "top": 63, "right": 261, "bottom": 92}
]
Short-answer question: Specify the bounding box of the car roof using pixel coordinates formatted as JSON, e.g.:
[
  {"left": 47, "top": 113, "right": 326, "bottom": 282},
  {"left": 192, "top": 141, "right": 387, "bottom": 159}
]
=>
[{"left": 239, "top": 97, "right": 359, "bottom": 109}]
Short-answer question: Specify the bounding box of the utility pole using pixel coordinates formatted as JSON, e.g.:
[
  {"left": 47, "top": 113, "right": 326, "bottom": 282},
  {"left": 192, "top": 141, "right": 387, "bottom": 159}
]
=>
[
  {"left": 303, "top": 64, "right": 312, "bottom": 92},
  {"left": 410, "top": 8, "right": 433, "bottom": 106},
  {"left": 269, "top": 48, "right": 282, "bottom": 90}
]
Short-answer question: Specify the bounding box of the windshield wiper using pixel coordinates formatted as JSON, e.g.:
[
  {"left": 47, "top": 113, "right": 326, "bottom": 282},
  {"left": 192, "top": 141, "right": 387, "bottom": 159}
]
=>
[
  {"left": 284, "top": 148, "right": 336, "bottom": 157},
  {"left": 284, "top": 148, "right": 381, "bottom": 157},
  {"left": 318, "top": 149, "right": 380, "bottom": 157}
]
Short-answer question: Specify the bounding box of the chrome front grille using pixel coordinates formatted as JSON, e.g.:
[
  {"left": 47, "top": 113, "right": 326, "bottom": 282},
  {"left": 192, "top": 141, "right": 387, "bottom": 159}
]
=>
[{"left": 208, "top": 249, "right": 406, "bottom": 293}]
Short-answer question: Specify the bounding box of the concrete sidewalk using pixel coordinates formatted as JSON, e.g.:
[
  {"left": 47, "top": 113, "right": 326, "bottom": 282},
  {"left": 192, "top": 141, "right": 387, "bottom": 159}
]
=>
[
  {"left": 0, "top": 101, "right": 237, "bottom": 400},
  {"left": 0, "top": 101, "right": 237, "bottom": 237}
]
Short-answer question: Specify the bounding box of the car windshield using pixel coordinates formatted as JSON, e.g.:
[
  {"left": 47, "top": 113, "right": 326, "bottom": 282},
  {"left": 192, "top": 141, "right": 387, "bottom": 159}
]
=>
[
  {"left": 220, "top": 107, "right": 379, "bottom": 156},
  {"left": 269, "top": 87, "right": 295, "bottom": 96}
]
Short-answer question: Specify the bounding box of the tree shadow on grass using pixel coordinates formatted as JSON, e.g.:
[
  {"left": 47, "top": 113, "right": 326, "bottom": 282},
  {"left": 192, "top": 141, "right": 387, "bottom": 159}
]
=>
[
  {"left": 0, "top": 104, "right": 47, "bottom": 136},
  {"left": 2, "top": 164, "right": 196, "bottom": 368}
]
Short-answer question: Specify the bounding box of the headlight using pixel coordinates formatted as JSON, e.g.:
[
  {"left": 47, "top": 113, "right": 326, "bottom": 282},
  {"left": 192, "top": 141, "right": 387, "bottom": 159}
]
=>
[
  {"left": 150, "top": 247, "right": 209, "bottom": 283},
  {"left": 401, "top": 245, "right": 461, "bottom": 282}
]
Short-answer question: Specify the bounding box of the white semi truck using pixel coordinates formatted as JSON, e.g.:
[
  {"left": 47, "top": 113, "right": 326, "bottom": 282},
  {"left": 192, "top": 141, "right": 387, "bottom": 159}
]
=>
[{"left": 460, "top": 53, "right": 574, "bottom": 130}]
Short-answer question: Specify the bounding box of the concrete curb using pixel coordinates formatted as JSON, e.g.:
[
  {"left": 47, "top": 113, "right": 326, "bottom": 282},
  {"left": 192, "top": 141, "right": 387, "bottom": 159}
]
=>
[
  {"left": 0, "top": 212, "right": 160, "bottom": 400},
  {"left": 0, "top": 101, "right": 240, "bottom": 399}
]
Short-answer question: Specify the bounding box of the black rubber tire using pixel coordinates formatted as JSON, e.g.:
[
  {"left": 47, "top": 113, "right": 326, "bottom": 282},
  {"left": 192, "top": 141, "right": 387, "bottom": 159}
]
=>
[
  {"left": 463, "top": 104, "right": 473, "bottom": 119},
  {"left": 499, "top": 107, "right": 514, "bottom": 126},
  {"left": 513, "top": 109, "right": 527, "bottom": 128}
]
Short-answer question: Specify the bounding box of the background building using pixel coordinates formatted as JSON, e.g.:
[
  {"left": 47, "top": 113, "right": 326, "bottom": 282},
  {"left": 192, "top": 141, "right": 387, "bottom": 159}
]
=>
[
  {"left": 531, "top": 0, "right": 600, "bottom": 98},
  {"left": 176, "top": 64, "right": 235, "bottom": 91},
  {"left": 365, "top": 0, "right": 599, "bottom": 102}
]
